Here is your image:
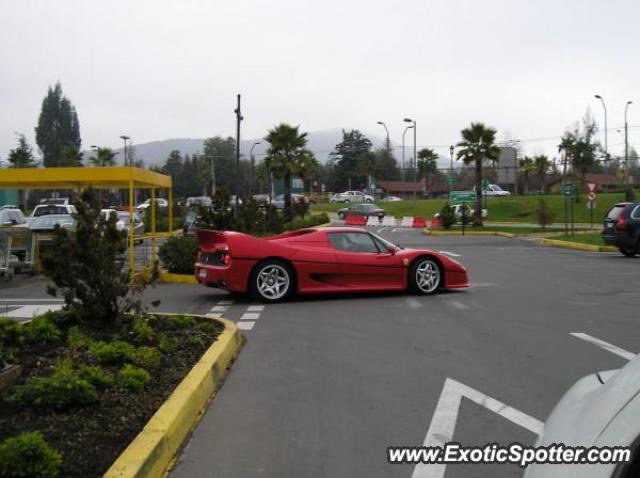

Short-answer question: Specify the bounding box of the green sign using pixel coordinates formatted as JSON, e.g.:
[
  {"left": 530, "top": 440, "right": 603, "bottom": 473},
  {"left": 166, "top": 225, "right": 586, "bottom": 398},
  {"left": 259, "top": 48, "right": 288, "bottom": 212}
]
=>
[
  {"left": 562, "top": 182, "right": 574, "bottom": 197},
  {"left": 449, "top": 191, "right": 476, "bottom": 202},
  {"left": 481, "top": 179, "right": 490, "bottom": 189},
  {"left": 445, "top": 175, "right": 457, "bottom": 186}
]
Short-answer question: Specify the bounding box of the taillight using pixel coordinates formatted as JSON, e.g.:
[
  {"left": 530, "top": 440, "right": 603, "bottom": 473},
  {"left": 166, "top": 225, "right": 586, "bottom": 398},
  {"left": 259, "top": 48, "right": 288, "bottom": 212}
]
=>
[
  {"left": 222, "top": 253, "right": 231, "bottom": 266},
  {"left": 617, "top": 206, "right": 630, "bottom": 230}
]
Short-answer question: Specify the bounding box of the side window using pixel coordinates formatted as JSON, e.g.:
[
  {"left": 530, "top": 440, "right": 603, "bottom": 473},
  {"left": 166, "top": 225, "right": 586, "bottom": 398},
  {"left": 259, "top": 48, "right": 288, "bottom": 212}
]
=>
[
  {"left": 328, "top": 232, "right": 380, "bottom": 253},
  {"left": 632, "top": 205, "right": 640, "bottom": 220}
]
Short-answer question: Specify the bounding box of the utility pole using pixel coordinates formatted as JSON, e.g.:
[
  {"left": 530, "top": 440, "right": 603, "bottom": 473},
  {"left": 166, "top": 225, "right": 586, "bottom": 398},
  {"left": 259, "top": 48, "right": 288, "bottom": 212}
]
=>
[
  {"left": 120, "top": 135, "right": 130, "bottom": 166},
  {"left": 404, "top": 118, "right": 417, "bottom": 204},
  {"left": 625, "top": 101, "right": 633, "bottom": 194},
  {"left": 210, "top": 145, "right": 216, "bottom": 196},
  {"left": 449, "top": 145, "right": 454, "bottom": 196},
  {"left": 250, "top": 141, "right": 260, "bottom": 196},
  {"left": 234, "top": 94, "right": 243, "bottom": 212}
]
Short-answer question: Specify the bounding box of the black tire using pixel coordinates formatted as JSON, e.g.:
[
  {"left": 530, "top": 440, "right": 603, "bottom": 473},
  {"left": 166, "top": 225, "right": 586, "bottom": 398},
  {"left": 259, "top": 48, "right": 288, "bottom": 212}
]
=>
[
  {"left": 620, "top": 246, "right": 637, "bottom": 257},
  {"left": 249, "top": 259, "right": 294, "bottom": 303},
  {"left": 408, "top": 257, "right": 442, "bottom": 295},
  {"left": 365, "top": 198, "right": 372, "bottom": 203},
  {"left": 344, "top": 199, "right": 350, "bottom": 204},
  {"left": 338, "top": 212, "right": 345, "bottom": 220}
]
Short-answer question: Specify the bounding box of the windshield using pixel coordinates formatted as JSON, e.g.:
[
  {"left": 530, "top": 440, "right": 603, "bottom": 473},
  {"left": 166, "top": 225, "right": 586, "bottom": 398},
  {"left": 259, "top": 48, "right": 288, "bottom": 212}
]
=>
[{"left": 33, "top": 205, "right": 68, "bottom": 217}]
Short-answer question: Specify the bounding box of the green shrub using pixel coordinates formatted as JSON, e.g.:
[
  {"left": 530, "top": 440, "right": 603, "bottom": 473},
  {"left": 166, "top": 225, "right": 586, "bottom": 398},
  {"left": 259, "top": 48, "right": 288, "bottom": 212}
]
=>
[
  {"left": 38, "top": 309, "right": 77, "bottom": 328},
  {"left": 90, "top": 340, "right": 136, "bottom": 365},
  {"left": 10, "top": 359, "right": 98, "bottom": 410},
  {"left": 77, "top": 365, "right": 112, "bottom": 390},
  {"left": 131, "top": 315, "right": 155, "bottom": 342},
  {"left": 157, "top": 334, "right": 178, "bottom": 354},
  {"left": 439, "top": 203, "right": 457, "bottom": 229},
  {"left": 284, "top": 213, "right": 330, "bottom": 231},
  {"left": 197, "top": 320, "right": 218, "bottom": 335},
  {"left": 536, "top": 199, "right": 554, "bottom": 229},
  {"left": 0, "top": 432, "right": 62, "bottom": 478},
  {"left": 166, "top": 314, "right": 195, "bottom": 329},
  {"left": 133, "top": 346, "right": 161, "bottom": 368},
  {"left": 0, "top": 318, "right": 23, "bottom": 348},
  {"left": 23, "top": 316, "right": 61, "bottom": 344},
  {"left": 158, "top": 235, "right": 198, "bottom": 274},
  {"left": 116, "top": 365, "right": 150, "bottom": 392},
  {"left": 66, "top": 326, "right": 92, "bottom": 350}
]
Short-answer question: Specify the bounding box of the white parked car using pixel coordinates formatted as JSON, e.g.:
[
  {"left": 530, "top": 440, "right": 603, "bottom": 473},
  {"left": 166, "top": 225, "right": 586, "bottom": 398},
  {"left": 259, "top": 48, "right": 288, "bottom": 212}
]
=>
[
  {"left": 525, "top": 353, "right": 640, "bottom": 477},
  {"left": 31, "top": 204, "right": 77, "bottom": 219},
  {"left": 380, "top": 195, "right": 403, "bottom": 202},
  {"left": 329, "top": 191, "right": 374, "bottom": 204},
  {"left": 186, "top": 196, "right": 212, "bottom": 207},
  {"left": 479, "top": 184, "right": 511, "bottom": 197},
  {"left": 136, "top": 198, "right": 168, "bottom": 213}
]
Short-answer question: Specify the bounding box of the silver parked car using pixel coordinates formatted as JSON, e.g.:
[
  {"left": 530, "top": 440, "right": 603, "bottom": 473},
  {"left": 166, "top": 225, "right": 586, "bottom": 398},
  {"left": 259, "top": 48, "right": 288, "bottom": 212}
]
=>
[
  {"left": 329, "top": 191, "right": 374, "bottom": 203},
  {"left": 525, "top": 353, "right": 640, "bottom": 477}
]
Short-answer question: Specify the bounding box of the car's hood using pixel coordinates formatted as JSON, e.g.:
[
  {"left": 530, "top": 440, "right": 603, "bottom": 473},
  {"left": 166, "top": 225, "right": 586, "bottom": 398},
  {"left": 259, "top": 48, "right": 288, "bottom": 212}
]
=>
[{"left": 536, "top": 353, "right": 640, "bottom": 449}]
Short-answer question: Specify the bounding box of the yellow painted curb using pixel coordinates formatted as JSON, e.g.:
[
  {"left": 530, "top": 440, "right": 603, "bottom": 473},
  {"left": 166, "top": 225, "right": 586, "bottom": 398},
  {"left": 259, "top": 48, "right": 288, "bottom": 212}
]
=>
[
  {"left": 538, "top": 238, "right": 618, "bottom": 253},
  {"left": 104, "top": 316, "right": 242, "bottom": 478},
  {"left": 158, "top": 271, "right": 197, "bottom": 284}
]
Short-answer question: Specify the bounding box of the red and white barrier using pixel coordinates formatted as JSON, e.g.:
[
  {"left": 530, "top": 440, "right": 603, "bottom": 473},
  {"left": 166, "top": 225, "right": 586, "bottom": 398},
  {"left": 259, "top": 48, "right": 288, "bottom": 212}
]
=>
[
  {"left": 412, "top": 216, "right": 426, "bottom": 228},
  {"left": 344, "top": 215, "right": 367, "bottom": 226}
]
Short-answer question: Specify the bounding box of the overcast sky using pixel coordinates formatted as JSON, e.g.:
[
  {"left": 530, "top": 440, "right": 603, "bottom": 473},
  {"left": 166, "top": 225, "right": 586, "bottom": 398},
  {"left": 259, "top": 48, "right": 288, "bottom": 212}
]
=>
[{"left": 1, "top": 0, "right": 639, "bottom": 162}]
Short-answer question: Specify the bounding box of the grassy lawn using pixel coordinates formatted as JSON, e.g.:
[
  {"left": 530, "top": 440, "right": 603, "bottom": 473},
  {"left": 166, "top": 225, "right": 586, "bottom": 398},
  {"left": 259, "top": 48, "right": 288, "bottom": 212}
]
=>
[
  {"left": 312, "top": 192, "right": 631, "bottom": 223},
  {"left": 547, "top": 233, "right": 607, "bottom": 246},
  {"left": 456, "top": 225, "right": 585, "bottom": 234}
]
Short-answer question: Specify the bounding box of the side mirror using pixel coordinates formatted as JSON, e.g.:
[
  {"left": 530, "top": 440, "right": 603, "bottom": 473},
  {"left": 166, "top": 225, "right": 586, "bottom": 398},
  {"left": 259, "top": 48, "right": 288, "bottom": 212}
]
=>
[{"left": 386, "top": 244, "right": 396, "bottom": 255}]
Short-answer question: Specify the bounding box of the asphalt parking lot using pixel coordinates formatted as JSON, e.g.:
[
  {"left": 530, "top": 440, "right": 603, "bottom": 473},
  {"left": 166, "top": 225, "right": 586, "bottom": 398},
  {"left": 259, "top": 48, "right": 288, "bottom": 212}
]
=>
[{"left": 2, "top": 229, "right": 639, "bottom": 477}]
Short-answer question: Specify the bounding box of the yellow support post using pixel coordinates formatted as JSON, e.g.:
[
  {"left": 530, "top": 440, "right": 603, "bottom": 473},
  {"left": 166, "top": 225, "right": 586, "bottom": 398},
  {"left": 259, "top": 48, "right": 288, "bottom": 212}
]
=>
[
  {"left": 151, "top": 186, "right": 156, "bottom": 265},
  {"left": 129, "top": 180, "right": 135, "bottom": 273},
  {"left": 168, "top": 188, "right": 173, "bottom": 234}
]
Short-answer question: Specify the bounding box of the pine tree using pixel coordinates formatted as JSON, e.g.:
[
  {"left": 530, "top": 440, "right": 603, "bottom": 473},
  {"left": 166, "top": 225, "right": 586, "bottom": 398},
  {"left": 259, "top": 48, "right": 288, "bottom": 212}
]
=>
[
  {"left": 35, "top": 82, "right": 81, "bottom": 167},
  {"left": 7, "top": 134, "right": 36, "bottom": 168}
]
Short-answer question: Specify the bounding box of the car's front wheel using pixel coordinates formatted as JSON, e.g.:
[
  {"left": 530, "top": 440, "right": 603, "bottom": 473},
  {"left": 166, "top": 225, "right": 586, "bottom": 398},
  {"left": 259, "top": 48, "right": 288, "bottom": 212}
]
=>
[
  {"left": 409, "top": 257, "right": 441, "bottom": 294},
  {"left": 250, "top": 259, "right": 294, "bottom": 302}
]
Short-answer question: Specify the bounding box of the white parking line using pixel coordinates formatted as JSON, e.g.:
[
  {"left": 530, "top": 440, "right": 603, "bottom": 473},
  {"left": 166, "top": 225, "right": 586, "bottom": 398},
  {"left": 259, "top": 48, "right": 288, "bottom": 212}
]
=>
[
  {"left": 0, "top": 299, "right": 65, "bottom": 302},
  {"left": 240, "top": 312, "right": 261, "bottom": 321},
  {"left": 571, "top": 333, "right": 636, "bottom": 361},
  {"left": 236, "top": 321, "right": 255, "bottom": 331},
  {"left": 247, "top": 305, "right": 264, "bottom": 312},
  {"left": 210, "top": 306, "right": 228, "bottom": 313}
]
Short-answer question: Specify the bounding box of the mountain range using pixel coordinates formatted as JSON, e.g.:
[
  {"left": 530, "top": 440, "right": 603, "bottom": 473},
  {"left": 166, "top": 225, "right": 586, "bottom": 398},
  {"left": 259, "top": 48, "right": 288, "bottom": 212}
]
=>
[{"left": 112, "top": 129, "right": 387, "bottom": 166}]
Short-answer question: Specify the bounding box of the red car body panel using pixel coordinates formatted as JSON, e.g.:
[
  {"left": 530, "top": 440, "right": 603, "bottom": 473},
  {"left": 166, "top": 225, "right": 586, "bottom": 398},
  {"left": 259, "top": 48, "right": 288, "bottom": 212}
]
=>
[{"left": 195, "top": 227, "right": 469, "bottom": 295}]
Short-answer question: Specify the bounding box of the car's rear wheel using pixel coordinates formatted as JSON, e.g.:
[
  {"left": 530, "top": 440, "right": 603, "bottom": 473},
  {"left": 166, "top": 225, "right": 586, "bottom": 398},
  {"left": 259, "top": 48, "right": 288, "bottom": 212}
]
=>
[
  {"left": 409, "top": 257, "right": 441, "bottom": 294},
  {"left": 619, "top": 246, "right": 637, "bottom": 257},
  {"left": 338, "top": 212, "right": 345, "bottom": 219},
  {"left": 344, "top": 199, "right": 350, "bottom": 204},
  {"left": 250, "top": 259, "right": 294, "bottom": 302}
]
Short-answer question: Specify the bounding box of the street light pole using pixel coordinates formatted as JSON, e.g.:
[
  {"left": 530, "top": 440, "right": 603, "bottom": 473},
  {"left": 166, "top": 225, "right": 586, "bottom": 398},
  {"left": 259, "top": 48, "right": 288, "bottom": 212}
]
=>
[
  {"left": 402, "top": 125, "right": 413, "bottom": 182},
  {"left": 625, "top": 100, "right": 633, "bottom": 192},
  {"left": 449, "top": 145, "right": 454, "bottom": 196},
  {"left": 377, "top": 121, "right": 390, "bottom": 157},
  {"left": 119, "top": 135, "right": 130, "bottom": 166},
  {"left": 250, "top": 141, "right": 260, "bottom": 196},
  {"left": 595, "top": 95, "right": 608, "bottom": 160},
  {"left": 234, "top": 94, "right": 243, "bottom": 211},
  {"left": 404, "top": 118, "right": 417, "bottom": 202}
]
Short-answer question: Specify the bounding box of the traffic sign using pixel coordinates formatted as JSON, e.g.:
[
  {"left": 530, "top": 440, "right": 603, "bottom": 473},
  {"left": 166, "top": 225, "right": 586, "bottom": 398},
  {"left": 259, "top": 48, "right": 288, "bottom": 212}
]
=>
[
  {"left": 449, "top": 191, "right": 476, "bottom": 202},
  {"left": 562, "top": 182, "right": 574, "bottom": 197},
  {"left": 587, "top": 200, "right": 596, "bottom": 209},
  {"left": 587, "top": 182, "right": 597, "bottom": 193},
  {"left": 587, "top": 191, "right": 596, "bottom": 201},
  {"left": 445, "top": 176, "right": 457, "bottom": 186}
]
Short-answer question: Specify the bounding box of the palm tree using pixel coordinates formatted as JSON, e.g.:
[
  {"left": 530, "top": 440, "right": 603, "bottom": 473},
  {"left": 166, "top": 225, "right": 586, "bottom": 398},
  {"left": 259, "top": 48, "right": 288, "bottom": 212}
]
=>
[
  {"left": 89, "top": 147, "right": 117, "bottom": 167},
  {"left": 417, "top": 148, "right": 439, "bottom": 182},
  {"left": 533, "top": 155, "right": 552, "bottom": 193},
  {"left": 557, "top": 134, "right": 575, "bottom": 177},
  {"left": 456, "top": 122, "right": 500, "bottom": 225},
  {"left": 264, "top": 124, "right": 318, "bottom": 221},
  {"left": 519, "top": 156, "right": 535, "bottom": 194}
]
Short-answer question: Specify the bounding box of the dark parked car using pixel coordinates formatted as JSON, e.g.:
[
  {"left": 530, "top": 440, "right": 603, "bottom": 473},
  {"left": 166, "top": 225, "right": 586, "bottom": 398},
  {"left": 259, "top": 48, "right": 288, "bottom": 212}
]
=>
[
  {"left": 337, "top": 203, "right": 385, "bottom": 220},
  {"left": 602, "top": 202, "right": 640, "bottom": 256}
]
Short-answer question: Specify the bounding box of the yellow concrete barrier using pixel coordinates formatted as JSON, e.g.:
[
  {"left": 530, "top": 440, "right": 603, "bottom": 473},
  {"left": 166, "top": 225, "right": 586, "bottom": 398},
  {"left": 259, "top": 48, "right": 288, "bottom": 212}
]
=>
[
  {"left": 104, "top": 316, "right": 242, "bottom": 478},
  {"left": 158, "top": 271, "right": 197, "bottom": 284},
  {"left": 538, "top": 238, "right": 618, "bottom": 253}
]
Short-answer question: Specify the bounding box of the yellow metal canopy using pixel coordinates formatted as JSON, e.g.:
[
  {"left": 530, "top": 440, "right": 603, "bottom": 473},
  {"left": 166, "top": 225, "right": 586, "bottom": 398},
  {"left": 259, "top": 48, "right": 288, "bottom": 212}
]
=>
[
  {"left": 0, "top": 166, "right": 173, "bottom": 275},
  {"left": 0, "top": 167, "right": 171, "bottom": 190}
]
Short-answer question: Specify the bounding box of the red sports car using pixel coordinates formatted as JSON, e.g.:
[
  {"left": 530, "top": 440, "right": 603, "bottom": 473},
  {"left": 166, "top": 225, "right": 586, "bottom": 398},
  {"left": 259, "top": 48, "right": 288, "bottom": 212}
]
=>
[{"left": 195, "top": 227, "right": 469, "bottom": 302}]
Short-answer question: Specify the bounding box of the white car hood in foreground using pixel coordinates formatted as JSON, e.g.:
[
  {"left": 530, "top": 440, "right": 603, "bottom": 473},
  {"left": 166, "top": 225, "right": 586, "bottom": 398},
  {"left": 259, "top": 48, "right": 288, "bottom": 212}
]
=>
[{"left": 525, "top": 353, "right": 640, "bottom": 477}]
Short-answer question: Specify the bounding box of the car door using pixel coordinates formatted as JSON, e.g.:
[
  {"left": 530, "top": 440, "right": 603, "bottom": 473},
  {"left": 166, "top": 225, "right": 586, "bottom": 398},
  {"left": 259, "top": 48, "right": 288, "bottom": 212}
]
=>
[{"left": 327, "top": 231, "right": 404, "bottom": 290}]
